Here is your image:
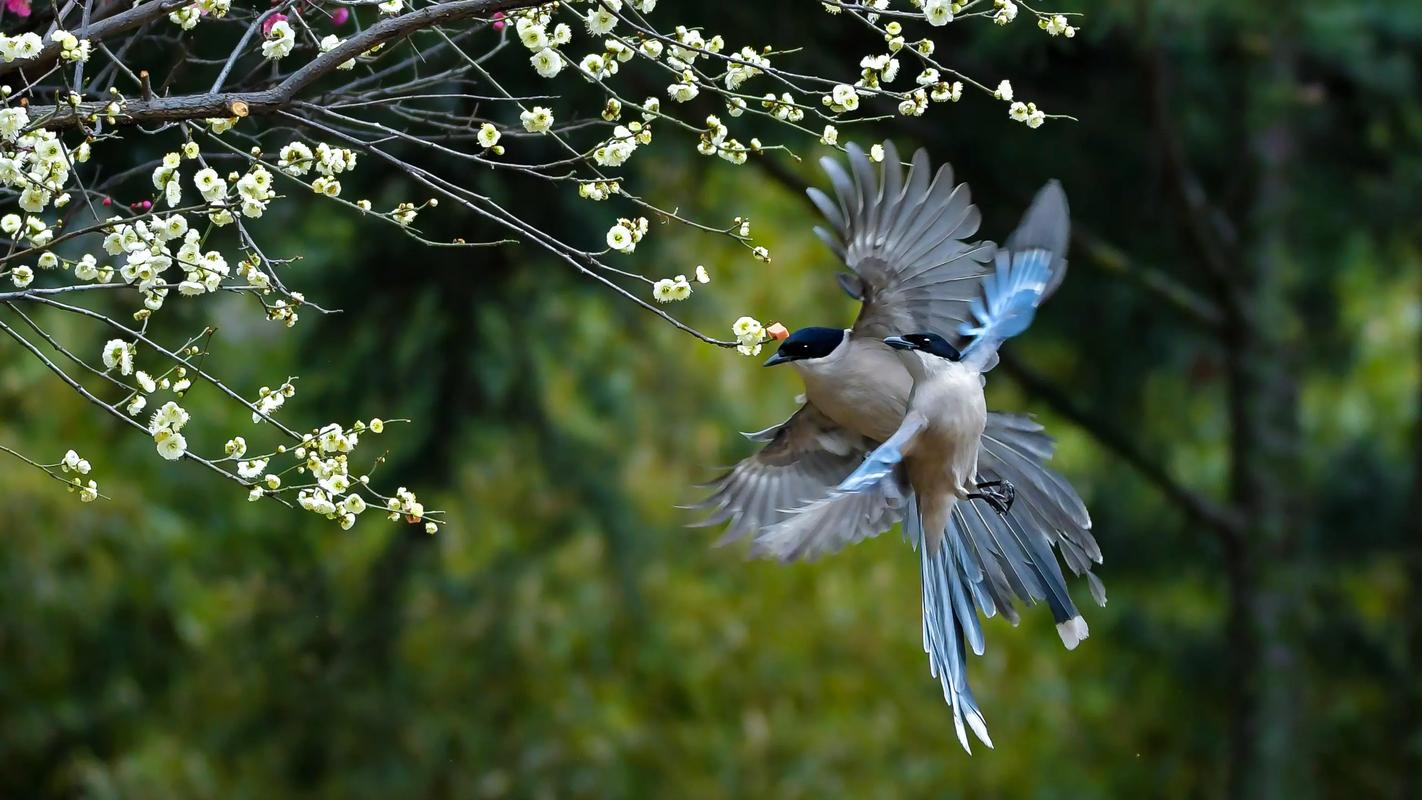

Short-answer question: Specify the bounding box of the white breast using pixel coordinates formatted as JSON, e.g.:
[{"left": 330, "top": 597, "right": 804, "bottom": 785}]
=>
[{"left": 908, "top": 358, "right": 988, "bottom": 496}]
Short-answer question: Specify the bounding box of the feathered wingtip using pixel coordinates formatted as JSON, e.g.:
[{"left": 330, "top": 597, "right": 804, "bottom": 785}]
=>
[{"left": 1006, "top": 179, "right": 1071, "bottom": 297}]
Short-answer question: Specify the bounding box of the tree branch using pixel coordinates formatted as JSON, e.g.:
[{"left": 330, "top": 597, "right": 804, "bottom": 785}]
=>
[
  {"left": 1143, "top": 42, "right": 1247, "bottom": 322},
  {"left": 0, "top": 0, "right": 193, "bottom": 81},
  {"left": 998, "top": 351, "right": 1244, "bottom": 542},
  {"left": 1072, "top": 225, "right": 1225, "bottom": 331},
  {"left": 30, "top": 0, "right": 544, "bottom": 131}
]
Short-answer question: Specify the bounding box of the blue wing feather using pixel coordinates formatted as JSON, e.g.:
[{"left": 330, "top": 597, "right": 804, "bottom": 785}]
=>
[
  {"left": 958, "top": 248, "right": 1053, "bottom": 368},
  {"left": 836, "top": 413, "right": 926, "bottom": 494}
]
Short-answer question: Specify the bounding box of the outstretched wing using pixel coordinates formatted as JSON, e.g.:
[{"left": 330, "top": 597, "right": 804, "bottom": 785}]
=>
[
  {"left": 689, "top": 404, "right": 873, "bottom": 544},
  {"left": 751, "top": 411, "right": 926, "bottom": 562},
  {"left": 958, "top": 181, "right": 1071, "bottom": 371},
  {"left": 808, "top": 141, "right": 996, "bottom": 346},
  {"left": 749, "top": 482, "right": 906, "bottom": 562}
]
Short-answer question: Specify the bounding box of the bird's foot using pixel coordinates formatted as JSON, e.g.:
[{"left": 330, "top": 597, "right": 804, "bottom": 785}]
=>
[{"left": 968, "top": 480, "right": 1015, "bottom": 516}]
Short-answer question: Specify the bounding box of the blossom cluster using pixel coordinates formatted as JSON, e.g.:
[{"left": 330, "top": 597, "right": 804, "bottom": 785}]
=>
[
  {"left": 0, "top": 78, "right": 440, "bottom": 529},
  {"left": 50, "top": 29, "right": 91, "bottom": 63},
  {"left": 241, "top": 418, "right": 440, "bottom": 533},
  {"left": 732, "top": 316, "right": 767, "bottom": 357},
  {"left": 150, "top": 400, "right": 191, "bottom": 461},
  {"left": 605, "top": 216, "right": 649, "bottom": 254},
  {"left": 0, "top": 0, "right": 1075, "bottom": 530},
  {"left": 169, "top": 0, "right": 232, "bottom": 31},
  {"left": 278, "top": 141, "right": 359, "bottom": 197},
  {"left": 469, "top": 0, "right": 1076, "bottom": 358},
  {"left": 59, "top": 449, "right": 99, "bottom": 502}
]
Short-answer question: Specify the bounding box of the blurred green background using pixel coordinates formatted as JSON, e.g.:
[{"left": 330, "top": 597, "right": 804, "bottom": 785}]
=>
[{"left": 2, "top": 1, "right": 1421, "bottom": 797}]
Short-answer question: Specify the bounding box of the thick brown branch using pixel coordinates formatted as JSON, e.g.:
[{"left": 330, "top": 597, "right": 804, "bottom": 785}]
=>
[
  {"left": 0, "top": 0, "right": 193, "bottom": 80},
  {"left": 29, "top": 0, "right": 542, "bottom": 131}
]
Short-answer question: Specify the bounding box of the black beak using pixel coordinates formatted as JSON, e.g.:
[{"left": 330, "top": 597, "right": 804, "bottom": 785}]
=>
[
  {"left": 883, "top": 336, "right": 917, "bottom": 351},
  {"left": 763, "top": 350, "right": 791, "bottom": 367}
]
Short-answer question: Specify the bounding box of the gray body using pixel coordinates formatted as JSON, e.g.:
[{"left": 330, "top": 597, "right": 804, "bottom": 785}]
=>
[
  {"left": 897, "top": 355, "right": 988, "bottom": 552},
  {"left": 792, "top": 334, "right": 910, "bottom": 443}
]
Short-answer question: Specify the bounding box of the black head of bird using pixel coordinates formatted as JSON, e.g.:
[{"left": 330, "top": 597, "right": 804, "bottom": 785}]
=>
[
  {"left": 763, "top": 326, "right": 846, "bottom": 367},
  {"left": 883, "top": 333, "right": 962, "bottom": 361}
]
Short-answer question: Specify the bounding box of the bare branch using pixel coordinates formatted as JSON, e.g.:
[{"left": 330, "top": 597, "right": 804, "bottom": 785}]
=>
[{"left": 998, "top": 351, "right": 1244, "bottom": 542}]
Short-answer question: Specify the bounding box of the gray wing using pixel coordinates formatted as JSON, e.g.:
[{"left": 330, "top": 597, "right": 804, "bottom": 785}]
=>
[
  {"left": 689, "top": 404, "right": 873, "bottom": 545},
  {"left": 751, "top": 408, "right": 929, "bottom": 562},
  {"left": 949, "top": 412, "right": 1105, "bottom": 645},
  {"left": 807, "top": 140, "right": 996, "bottom": 347},
  {"left": 749, "top": 477, "right": 907, "bottom": 562}
]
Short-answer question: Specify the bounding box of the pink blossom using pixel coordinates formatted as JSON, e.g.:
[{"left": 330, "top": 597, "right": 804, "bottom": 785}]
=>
[
  {"left": 492, "top": 10, "right": 505, "bottom": 31},
  {"left": 330, "top": 6, "right": 349, "bottom": 25},
  {"left": 261, "top": 12, "right": 288, "bottom": 35},
  {"left": 4, "top": 0, "right": 31, "bottom": 18}
]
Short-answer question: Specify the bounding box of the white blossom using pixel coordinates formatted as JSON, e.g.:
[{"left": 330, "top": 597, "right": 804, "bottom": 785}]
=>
[
  {"left": 101, "top": 339, "right": 135, "bottom": 376},
  {"left": 0, "top": 107, "right": 28, "bottom": 141},
  {"left": 993, "top": 0, "right": 1019, "bottom": 25},
  {"left": 924, "top": 0, "right": 953, "bottom": 26},
  {"left": 237, "top": 458, "right": 268, "bottom": 479},
  {"left": 477, "top": 123, "right": 501, "bottom": 149},
  {"left": 261, "top": 20, "right": 295, "bottom": 60},
  {"left": 153, "top": 428, "right": 187, "bottom": 461},
  {"left": 520, "top": 106, "right": 554, "bottom": 133},
  {"left": 518, "top": 22, "right": 549, "bottom": 51},
  {"left": 606, "top": 223, "right": 635, "bottom": 253},
  {"left": 149, "top": 401, "right": 190, "bottom": 434},
  {"left": 530, "top": 48, "right": 563, "bottom": 78},
  {"left": 585, "top": 8, "right": 617, "bottom": 35}
]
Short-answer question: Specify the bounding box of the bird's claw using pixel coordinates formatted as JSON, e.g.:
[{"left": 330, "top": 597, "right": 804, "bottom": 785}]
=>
[{"left": 968, "top": 480, "right": 1015, "bottom": 516}]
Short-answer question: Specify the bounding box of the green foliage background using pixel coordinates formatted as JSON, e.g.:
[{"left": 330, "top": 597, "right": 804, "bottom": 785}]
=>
[{"left": 1, "top": 1, "right": 1420, "bottom": 797}]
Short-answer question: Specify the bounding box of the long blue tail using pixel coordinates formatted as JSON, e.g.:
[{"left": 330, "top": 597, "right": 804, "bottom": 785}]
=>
[{"left": 908, "top": 496, "right": 993, "bottom": 752}]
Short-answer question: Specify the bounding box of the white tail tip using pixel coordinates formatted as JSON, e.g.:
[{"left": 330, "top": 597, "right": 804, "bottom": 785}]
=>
[{"left": 1056, "top": 615, "right": 1090, "bottom": 650}]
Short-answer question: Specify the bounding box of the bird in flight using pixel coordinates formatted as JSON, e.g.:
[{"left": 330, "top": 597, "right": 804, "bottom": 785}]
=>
[{"left": 691, "top": 141, "right": 1104, "bottom": 752}]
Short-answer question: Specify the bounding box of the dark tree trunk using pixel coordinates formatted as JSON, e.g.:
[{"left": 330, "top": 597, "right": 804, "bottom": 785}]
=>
[
  {"left": 1401, "top": 300, "right": 1422, "bottom": 799},
  {"left": 1224, "top": 29, "right": 1309, "bottom": 800}
]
